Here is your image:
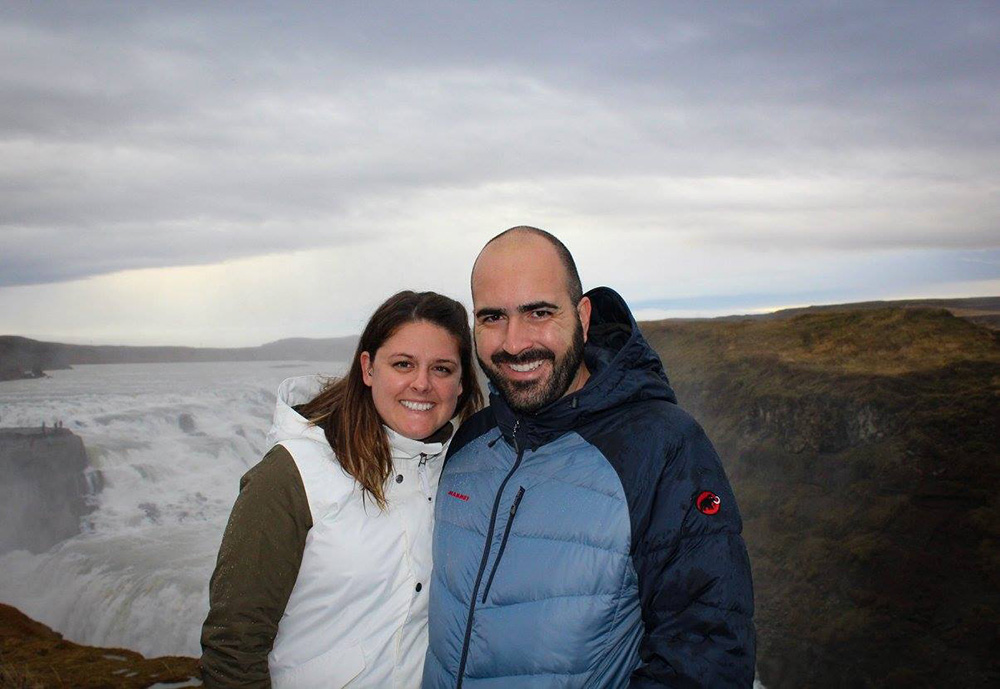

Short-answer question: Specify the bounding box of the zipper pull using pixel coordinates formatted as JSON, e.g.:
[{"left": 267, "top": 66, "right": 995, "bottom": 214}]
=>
[
  {"left": 510, "top": 486, "right": 525, "bottom": 516},
  {"left": 418, "top": 453, "right": 432, "bottom": 502}
]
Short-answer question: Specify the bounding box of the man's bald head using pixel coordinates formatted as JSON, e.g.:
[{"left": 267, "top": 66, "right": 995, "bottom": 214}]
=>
[
  {"left": 472, "top": 226, "right": 583, "bottom": 306},
  {"left": 471, "top": 226, "right": 592, "bottom": 411}
]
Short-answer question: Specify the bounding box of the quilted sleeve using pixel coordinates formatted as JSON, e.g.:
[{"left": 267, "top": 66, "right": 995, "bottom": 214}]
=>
[{"left": 630, "top": 421, "right": 756, "bottom": 688}]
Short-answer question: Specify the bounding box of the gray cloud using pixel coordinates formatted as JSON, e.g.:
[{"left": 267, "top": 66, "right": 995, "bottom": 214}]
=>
[{"left": 1, "top": 1, "right": 998, "bottom": 288}]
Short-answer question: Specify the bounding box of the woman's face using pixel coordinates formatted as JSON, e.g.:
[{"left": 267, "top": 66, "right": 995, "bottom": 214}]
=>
[{"left": 360, "top": 320, "right": 464, "bottom": 440}]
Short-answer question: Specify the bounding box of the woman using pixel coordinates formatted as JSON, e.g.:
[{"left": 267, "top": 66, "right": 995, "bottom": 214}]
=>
[{"left": 201, "top": 291, "right": 482, "bottom": 688}]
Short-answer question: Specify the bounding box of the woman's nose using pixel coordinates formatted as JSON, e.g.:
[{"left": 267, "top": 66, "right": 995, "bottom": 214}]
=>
[{"left": 411, "top": 366, "right": 432, "bottom": 392}]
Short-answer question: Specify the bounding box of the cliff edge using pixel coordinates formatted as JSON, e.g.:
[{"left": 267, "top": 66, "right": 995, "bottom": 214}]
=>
[
  {"left": 0, "top": 428, "right": 96, "bottom": 554},
  {"left": 644, "top": 306, "right": 1000, "bottom": 687},
  {"left": 0, "top": 603, "right": 199, "bottom": 688}
]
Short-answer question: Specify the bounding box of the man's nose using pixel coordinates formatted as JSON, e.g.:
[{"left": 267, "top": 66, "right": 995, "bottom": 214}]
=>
[{"left": 502, "top": 317, "right": 532, "bottom": 354}]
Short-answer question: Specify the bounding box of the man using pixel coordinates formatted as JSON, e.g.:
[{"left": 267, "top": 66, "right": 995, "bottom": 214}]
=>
[{"left": 423, "top": 226, "right": 755, "bottom": 687}]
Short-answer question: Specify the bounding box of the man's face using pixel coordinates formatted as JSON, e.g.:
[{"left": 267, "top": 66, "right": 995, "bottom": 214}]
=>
[{"left": 472, "top": 235, "right": 591, "bottom": 414}]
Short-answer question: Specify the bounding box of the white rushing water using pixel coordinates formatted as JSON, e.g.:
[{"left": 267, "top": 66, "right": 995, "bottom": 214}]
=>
[{"left": 0, "top": 361, "right": 344, "bottom": 657}]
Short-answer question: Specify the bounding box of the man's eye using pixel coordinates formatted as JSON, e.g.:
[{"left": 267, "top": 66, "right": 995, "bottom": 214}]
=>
[
  {"left": 480, "top": 314, "right": 501, "bottom": 324},
  {"left": 531, "top": 310, "right": 552, "bottom": 319}
]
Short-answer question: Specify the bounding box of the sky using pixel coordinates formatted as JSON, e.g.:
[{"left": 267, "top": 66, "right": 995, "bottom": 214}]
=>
[{"left": 1, "top": 1, "right": 997, "bottom": 347}]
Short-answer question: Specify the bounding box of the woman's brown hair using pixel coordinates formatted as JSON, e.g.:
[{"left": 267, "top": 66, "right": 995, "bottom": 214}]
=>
[{"left": 298, "top": 291, "right": 482, "bottom": 509}]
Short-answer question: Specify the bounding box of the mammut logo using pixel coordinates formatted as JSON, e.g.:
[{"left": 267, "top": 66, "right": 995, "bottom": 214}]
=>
[
  {"left": 696, "top": 491, "right": 721, "bottom": 515},
  {"left": 448, "top": 490, "right": 470, "bottom": 502}
]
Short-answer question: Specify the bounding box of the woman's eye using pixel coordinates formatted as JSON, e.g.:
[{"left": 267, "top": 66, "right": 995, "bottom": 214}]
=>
[
  {"left": 434, "top": 366, "right": 456, "bottom": 375},
  {"left": 392, "top": 361, "right": 412, "bottom": 369}
]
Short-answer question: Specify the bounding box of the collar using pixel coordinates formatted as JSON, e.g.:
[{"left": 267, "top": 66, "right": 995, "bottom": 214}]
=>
[{"left": 385, "top": 421, "right": 453, "bottom": 461}]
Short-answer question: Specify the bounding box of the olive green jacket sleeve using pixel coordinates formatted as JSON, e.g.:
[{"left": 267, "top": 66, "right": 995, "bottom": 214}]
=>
[{"left": 201, "top": 445, "right": 313, "bottom": 688}]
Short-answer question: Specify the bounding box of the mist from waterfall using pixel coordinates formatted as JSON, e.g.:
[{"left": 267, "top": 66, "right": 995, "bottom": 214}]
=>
[{"left": 0, "top": 361, "right": 344, "bottom": 657}]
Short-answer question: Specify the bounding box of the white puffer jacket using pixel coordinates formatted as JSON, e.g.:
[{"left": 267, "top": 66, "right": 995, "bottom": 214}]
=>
[{"left": 266, "top": 376, "right": 448, "bottom": 689}]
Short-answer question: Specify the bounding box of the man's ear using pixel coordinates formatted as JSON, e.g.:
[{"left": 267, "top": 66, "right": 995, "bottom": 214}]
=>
[
  {"left": 577, "top": 296, "right": 592, "bottom": 342},
  {"left": 360, "top": 351, "right": 373, "bottom": 387}
]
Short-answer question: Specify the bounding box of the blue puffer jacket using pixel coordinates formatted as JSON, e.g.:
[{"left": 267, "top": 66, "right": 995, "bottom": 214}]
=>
[{"left": 423, "top": 287, "right": 755, "bottom": 688}]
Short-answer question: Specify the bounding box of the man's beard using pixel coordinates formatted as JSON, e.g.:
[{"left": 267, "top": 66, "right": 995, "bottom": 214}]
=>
[{"left": 478, "top": 321, "right": 586, "bottom": 414}]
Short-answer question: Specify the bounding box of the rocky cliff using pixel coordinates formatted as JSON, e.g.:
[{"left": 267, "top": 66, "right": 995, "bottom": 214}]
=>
[
  {"left": 0, "top": 428, "right": 97, "bottom": 554},
  {"left": 644, "top": 307, "right": 1000, "bottom": 688}
]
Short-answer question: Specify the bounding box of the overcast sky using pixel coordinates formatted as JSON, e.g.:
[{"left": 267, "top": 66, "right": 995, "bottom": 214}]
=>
[{"left": 1, "top": 1, "right": 997, "bottom": 346}]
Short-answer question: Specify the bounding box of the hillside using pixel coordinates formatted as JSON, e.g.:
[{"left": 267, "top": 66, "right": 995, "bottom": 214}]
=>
[
  {"left": 759, "top": 296, "right": 1000, "bottom": 331},
  {"left": 642, "top": 306, "right": 1000, "bottom": 687},
  {"left": 0, "top": 335, "right": 358, "bottom": 381},
  {"left": 3, "top": 297, "right": 993, "bottom": 382},
  {"left": 0, "top": 604, "right": 198, "bottom": 689}
]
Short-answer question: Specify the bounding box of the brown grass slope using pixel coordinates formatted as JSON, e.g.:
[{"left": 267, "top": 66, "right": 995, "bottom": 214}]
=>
[
  {"left": 0, "top": 604, "right": 198, "bottom": 689},
  {"left": 642, "top": 307, "right": 1000, "bottom": 689}
]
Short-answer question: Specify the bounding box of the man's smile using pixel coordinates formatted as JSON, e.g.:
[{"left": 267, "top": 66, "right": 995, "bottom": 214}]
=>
[{"left": 508, "top": 361, "right": 543, "bottom": 373}]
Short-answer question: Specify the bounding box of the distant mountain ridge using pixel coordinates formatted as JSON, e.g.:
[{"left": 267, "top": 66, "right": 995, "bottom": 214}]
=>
[
  {"left": 757, "top": 296, "right": 1000, "bottom": 330},
  {"left": 668, "top": 296, "right": 1000, "bottom": 330},
  {"left": 0, "top": 335, "right": 359, "bottom": 380},
  {"left": 2, "top": 297, "right": 995, "bottom": 383}
]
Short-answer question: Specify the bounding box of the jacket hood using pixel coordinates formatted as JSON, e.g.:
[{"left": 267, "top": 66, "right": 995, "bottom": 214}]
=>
[
  {"left": 266, "top": 375, "right": 328, "bottom": 449},
  {"left": 491, "top": 286, "right": 677, "bottom": 449},
  {"left": 266, "top": 375, "right": 451, "bottom": 461}
]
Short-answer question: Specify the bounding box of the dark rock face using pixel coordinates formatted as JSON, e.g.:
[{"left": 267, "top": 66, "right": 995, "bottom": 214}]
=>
[
  {"left": 643, "top": 308, "right": 1000, "bottom": 688},
  {"left": 178, "top": 412, "right": 197, "bottom": 434},
  {"left": 0, "top": 428, "right": 96, "bottom": 554}
]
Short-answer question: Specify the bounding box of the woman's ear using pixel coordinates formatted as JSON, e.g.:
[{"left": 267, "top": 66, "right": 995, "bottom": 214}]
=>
[{"left": 360, "top": 351, "right": 373, "bottom": 387}]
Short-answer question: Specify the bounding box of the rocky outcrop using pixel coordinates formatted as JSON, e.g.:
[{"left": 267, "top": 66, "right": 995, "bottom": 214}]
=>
[
  {"left": 0, "top": 603, "right": 199, "bottom": 688},
  {"left": 643, "top": 307, "right": 1000, "bottom": 688},
  {"left": 0, "top": 428, "right": 97, "bottom": 554},
  {"left": 741, "top": 395, "right": 894, "bottom": 454}
]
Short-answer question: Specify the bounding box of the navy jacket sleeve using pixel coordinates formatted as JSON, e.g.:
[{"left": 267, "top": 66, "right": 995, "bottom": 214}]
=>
[{"left": 629, "top": 421, "right": 756, "bottom": 688}]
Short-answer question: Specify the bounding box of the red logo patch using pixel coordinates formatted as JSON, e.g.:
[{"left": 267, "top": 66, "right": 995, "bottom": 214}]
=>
[
  {"left": 696, "top": 491, "right": 721, "bottom": 515},
  {"left": 448, "top": 490, "right": 470, "bottom": 502}
]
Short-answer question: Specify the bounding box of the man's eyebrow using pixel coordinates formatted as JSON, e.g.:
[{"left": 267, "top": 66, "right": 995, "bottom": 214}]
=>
[
  {"left": 475, "top": 307, "right": 506, "bottom": 319},
  {"left": 518, "top": 301, "right": 559, "bottom": 314}
]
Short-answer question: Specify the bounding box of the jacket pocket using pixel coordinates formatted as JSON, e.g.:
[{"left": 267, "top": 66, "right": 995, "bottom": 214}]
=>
[
  {"left": 271, "top": 641, "right": 366, "bottom": 689},
  {"left": 481, "top": 486, "right": 526, "bottom": 604}
]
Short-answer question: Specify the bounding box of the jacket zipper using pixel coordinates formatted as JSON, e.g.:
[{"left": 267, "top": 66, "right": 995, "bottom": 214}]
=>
[
  {"left": 455, "top": 419, "right": 522, "bottom": 689},
  {"left": 480, "top": 485, "right": 525, "bottom": 604},
  {"left": 418, "top": 453, "right": 432, "bottom": 501}
]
